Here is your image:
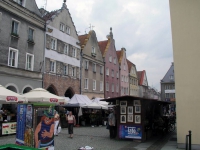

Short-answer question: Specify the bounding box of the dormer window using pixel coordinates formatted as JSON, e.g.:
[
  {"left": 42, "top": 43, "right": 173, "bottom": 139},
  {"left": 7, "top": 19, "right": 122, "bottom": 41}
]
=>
[
  {"left": 60, "top": 23, "right": 65, "bottom": 32},
  {"left": 169, "top": 75, "right": 174, "bottom": 80},
  {"left": 66, "top": 26, "right": 70, "bottom": 35}
]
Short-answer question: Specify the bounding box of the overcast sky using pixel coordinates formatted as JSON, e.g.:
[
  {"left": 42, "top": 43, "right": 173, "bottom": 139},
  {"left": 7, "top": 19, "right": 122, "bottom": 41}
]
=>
[{"left": 35, "top": 0, "right": 173, "bottom": 91}]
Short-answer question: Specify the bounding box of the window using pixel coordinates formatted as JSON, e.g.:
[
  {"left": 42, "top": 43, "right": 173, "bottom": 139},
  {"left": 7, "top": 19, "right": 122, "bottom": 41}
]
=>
[
  {"left": 60, "top": 23, "right": 65, "bottom": 32},
  {"left": 93, "top": 63, "right": 96, "bottom": 72},
  {"left": 100, "top": 81, "right": 103, "bottom": 91},
  {"left": 106, "top": 82, "right": 109, "bottom": 91},
  {"left": 11, "top": 20, "right": 19, "bottom": 35},
  {"left": 100, "top": 66, "right": 103, "bottom": 74},
  {"left": 64, "top": 44, "right": 69, "bottom": 55},
  {"left": 66, "top": 26, "right": 70, "bottom": 34},
  {"left": 51, "top": 38, "right": 57, "bottom": 50},
  {"left": 28, "top": 28, "right": 34, "bottom": 41},
  {"left": 50, "top": 60, "right": 56, "bottom": 73},
  {"left": 85, "top": 60, "right": 89, "bottom": 69},
  {"left": 106, "top": 68, "right": 109, "bottom": 76},
  {"left": 13, "top": 0, "right": 25, "bottom": 6},
  {"left": 84, "top": 79, "right": 88, "bottom": 89},
  {"left": 165, "top": 93, "right": 170, "bottom": 98},
  {"left": 124, "top": 64, "right": 126, "bottom": 70},
  {"left": 169, "top": 75, "right": 174, "bottom": 80},
  {"left": 121, "top": 75, "right": 124, "bottom": 82},
  {"left": 26, "top": 53, "right": 34, "bottom": 71},
  {"left": 92, "top": 47, "right": 95, "bottom": 53},
  {"left": 72, "top": 67, "right": 76, "bottom": 77},
  {"left": 72, "top": 47, "right": 76, "bottom": 57},
  {"left": 112, "top": 84, "right": 114, "bottom": 92},
  {"left": 111, "top": 70, "right": 114, "bottom": 77},
  {"left": 63, "top": 64, "right": 68, "bottom": 75},
  {"left": 116, "top": 84, "right": 119, "bottom": 93},
  {"left": 93, "top": 80, "right": 96, "bottom": 90},
  {"left": 109, "top": 56, "right": 112, "bottom": 62},
  {"left": 8, "top": 48, "right": 18, "bottom": 67},
  {"left": 117, "top": 72, "right": 119, "bottom": 78},
  {"left": 114, "top": 57, "right": 116, "bottom": 64},
  {"left": 121, "top": 87, "right": 124, "bottom": 95}
]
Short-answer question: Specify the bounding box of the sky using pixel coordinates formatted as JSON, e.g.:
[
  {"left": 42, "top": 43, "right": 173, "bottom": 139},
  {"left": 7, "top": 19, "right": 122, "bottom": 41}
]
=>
[{"left": 35, "top": 0, "right": 173, "bottom": 91}]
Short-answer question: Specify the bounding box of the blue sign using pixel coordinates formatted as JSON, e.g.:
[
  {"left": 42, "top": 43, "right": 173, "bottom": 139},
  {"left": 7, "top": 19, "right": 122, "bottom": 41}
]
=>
[{"left": 119, "top": 125, "right": 142, "bottom": 139}]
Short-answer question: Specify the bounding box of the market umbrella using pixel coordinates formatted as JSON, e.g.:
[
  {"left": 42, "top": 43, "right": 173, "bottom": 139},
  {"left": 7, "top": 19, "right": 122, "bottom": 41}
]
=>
[
  {"left": 82, "top": 102, "right": 108, "bottom": 110},
  {"left": 66, "top": 94, "right": 92, "bottom": 107},
  {"left": 92, "top": 98, "right": 108, "bottom": 106},
  {"left": 22, "top": 88, "right": 65, "bottom": 104},
  {"left": 0, "top": 84, "right": 26, "bottom": 103}
]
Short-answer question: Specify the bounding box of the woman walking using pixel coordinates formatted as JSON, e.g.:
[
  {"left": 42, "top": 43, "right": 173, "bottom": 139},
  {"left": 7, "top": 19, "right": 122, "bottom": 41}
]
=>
[{"left": 66, "top": 111, "right": 76, "bottom": 138}]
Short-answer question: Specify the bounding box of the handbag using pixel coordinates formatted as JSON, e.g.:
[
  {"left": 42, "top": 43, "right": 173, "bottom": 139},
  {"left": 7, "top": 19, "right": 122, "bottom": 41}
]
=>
[{"left": 58, "top": 125, "right": 61, "bottom": 133}]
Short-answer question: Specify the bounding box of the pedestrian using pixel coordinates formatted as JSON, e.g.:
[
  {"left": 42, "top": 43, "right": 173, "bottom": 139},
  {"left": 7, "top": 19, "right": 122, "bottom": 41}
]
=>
[
  {"left": 54, "top": 111, "right": 60, "bottom": 136},
  {"left": 108, "top": 109, "right": 116, "bottom": 139},
  {"left": 66, "top": 111, "right": 76, "bottom": 138}
]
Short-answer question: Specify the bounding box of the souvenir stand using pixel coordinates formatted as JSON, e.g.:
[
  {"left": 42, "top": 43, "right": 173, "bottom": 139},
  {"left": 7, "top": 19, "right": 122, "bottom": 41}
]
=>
[
  {"left": 102, "top": 95, "right": 170, "bottom": 142},
  {"left": 0, "top": 85, "right": 26, "bottom": 137},
  {"left": 15, "top": 88, "right": 65, "bottom": 150}
]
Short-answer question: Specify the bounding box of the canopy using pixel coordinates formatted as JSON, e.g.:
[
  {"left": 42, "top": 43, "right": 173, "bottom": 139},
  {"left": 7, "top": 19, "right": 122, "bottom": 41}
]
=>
[
  {"left": 57, "top": 97, "right": 69, "bottom": 106},
  {"left": 22, "top": 88, "right": 65, "bottom": 104},
  {"left": 82, "top": 102, "right": 108, "bottom": 110},
  {"left": 92, "top": 98, "right": 108, "bottom": 106},
  {"left": 0, "top": 85, "right": 26, "bottom": 103},
  {"left": 66, "top": 94, "right": 92, "bottom": 107}
]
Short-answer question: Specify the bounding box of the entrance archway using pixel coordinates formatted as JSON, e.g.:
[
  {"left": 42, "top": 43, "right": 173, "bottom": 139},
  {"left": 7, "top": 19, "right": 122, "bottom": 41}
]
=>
[
  {"left": 47, "top": 85, "right": 58, "bottom": 95},
  {"left": 23, "top": 87, "right": 32, "bottom": 94},
  {"left": 7, "top": 86, "right": 17, "bottom": 93},
  {"left": 65, "top": 87, "right": 74, "bottom": 98}
]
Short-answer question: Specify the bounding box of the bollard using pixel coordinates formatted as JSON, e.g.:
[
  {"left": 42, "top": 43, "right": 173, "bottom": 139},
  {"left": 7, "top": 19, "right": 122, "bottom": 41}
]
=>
[{"left": 189, "top": 130, "right": 192, "bottom": 150}]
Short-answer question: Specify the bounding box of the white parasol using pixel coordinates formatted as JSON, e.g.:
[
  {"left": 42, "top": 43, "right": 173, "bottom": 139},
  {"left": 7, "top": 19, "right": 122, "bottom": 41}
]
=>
[{"left": 82, "top": 102, "right": 108, "bottom": 110}]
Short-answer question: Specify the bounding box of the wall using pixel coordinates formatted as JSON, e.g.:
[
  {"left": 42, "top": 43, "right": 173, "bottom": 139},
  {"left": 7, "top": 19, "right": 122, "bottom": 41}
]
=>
[
  {"left": 129, "top": 66, "right": 139, "bottom": 96},
  {"left": 169, "top": 0, "right": 200, "bottom": 148}
]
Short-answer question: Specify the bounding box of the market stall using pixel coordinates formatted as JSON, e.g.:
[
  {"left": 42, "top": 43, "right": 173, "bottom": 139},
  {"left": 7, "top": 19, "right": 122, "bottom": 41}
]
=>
[
  {"left": 0, "top": 85, "right": 26, "bottom": 136},
  {"left": 15, "top": 88, "right": 65, "bottom": 150},
  {"left": 102, "top": 95, "right": 170, "bottom": 142}
]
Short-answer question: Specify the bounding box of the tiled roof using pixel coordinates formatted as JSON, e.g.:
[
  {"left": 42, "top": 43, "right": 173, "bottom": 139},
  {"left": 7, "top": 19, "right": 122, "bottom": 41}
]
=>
[
  {"left": 137, "top": 71, "right": 143, "bottom": 85},
  {"left": 116, "top": 50, "right": 123, "bottom": 64},
  {"left": 42, "top": 10, "right": 59, "bottom": 21},
  {"left": 98, "top": 40, "right": 108, "bottom": 56},
  {"left": 78, "top": 34, "right": 89, "bottom": 49},
  {"left": 127, "top": 59, "right": 133, "bottom": 72}
]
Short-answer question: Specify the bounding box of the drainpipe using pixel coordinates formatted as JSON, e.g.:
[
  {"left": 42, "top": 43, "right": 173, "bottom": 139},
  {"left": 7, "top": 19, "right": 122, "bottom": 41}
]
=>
[
  {"left": 80, "top": 49, "right": 83, "bottom": 94},
  {"left": 42, "top": 22, "right": 46, "bottom": 89}
]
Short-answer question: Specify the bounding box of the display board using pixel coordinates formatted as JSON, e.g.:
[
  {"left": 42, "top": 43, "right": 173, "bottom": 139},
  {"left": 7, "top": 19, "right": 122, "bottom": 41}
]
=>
[
  {"left": 119, "top": 125, "right": 142, "bottom": 139},
  {"left": 2, "top": 122, "right": 16, "bottom": 135}
]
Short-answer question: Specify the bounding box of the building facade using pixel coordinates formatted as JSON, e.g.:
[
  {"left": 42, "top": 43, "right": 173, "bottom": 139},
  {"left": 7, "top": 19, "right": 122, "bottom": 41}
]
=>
[
  {"left": 137, "top": 70, "right": 148, "bottom": 98},
  {"left": 98, "top": 28, "right": 120, "bottom": 98},
  {"left": 169, "top": 0, "right": 200, "bottom": 148},
  {"left": 0, "top": 0, "right": 45, "bottom": 94},
  {"left": 42, "top": 1, "right": 80, "bottom": 98},
  {"left": 79, "top": 30, "right": 104, "bottom": 99},
  {"left": 116, "top": 49, "right": 129, "bottom": 96},
  {"left": 127, "top": 59, "right": 139, "bottom": 97}
]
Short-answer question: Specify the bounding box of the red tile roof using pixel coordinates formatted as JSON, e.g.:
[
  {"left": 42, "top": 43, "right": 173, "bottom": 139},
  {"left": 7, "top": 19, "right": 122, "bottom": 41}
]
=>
[
  {"left": 116, "top": 50, "right": 123, "bottom": 64},
  {"left": 98, "top": 40, "right": 108, "bottom": 56},
  {"left": 78, "top": 34, "right": 88, "bottom": 48},
  {"left": 127, "top": 59, "right": 133, "bottom": 72},
  {"left": 137, "top": 71, "right": 143, "bottom": 85}
]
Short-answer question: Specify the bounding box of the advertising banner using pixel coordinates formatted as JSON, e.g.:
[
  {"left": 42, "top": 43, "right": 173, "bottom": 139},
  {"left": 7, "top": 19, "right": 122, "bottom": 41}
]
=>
[
  {"left": 119, "top": 125, "right": 142, "bottom": 139},
  {"left": 2, "top": 122, "right": 17, "bottom": 135}
]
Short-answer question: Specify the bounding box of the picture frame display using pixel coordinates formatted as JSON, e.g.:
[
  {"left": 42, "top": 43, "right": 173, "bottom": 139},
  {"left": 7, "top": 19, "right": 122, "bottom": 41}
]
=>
[
  {"left": 120, "top": 115, "right": 126, "bottom": 123},
  {"left": 135, "top": 115, "right": 141, "bottom": 124},
  {"left": 127, "top": 106, "right": 133, "bottom": 114},
  {"left": 120, "top": 101, "right": 127, "bottom": 106},
  {"left": 120, "top": 106, "right": 126, "bottom": 114},
  {"left": 127, "top": 115, "right": 133, "bottom": 122},
  {"left": 135, "top": 106, "right": 141, "bottom": 113},
  {"left": 134, "top": 100, "right": 141, "bottom": 106}
]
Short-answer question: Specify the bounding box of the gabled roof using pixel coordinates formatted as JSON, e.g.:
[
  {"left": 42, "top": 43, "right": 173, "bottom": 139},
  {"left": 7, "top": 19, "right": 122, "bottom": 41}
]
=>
[
  {"left": 98, "top": 40, "right": 109, "bottom": 57},
  {"left": 137, "top": 70, "right": 147, "bottom": 86},
  {"left": 126, "top": 59, "right": 135, "bottom": 72},
  {"left": 78, "top": 34, "right": 89, "bottom": 49},
  {"left": 161, "top": 62, "right": 175, "bottom": 83},
  {"left": 116, "top": 50, "right": 123, "bottom": 64}
]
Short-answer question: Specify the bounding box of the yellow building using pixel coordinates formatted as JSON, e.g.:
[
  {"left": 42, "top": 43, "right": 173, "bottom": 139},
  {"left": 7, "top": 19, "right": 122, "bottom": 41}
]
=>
[
  {"left": 169, "top": 0, "right": 200, "bottom": 149},
  {"left": 127, "top": 59, "right": 139, "bottom": 97}
]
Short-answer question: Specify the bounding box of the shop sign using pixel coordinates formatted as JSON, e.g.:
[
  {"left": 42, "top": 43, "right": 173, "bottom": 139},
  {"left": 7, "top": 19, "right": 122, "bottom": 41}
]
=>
[
  {"left": 6, "top": 96, "right": 18, "bottom": 102},
  {"left": 50, "top": 98, "right": 58, "bottom": 103},
  {"left": 119, "top": 125, "right": 142, "bottom": 139},
  {"left": 2, "top": 122, "right": 17, "bottom": 135},
  {"left": 59, "top": 102, "right": 65, "bottom": 105}
]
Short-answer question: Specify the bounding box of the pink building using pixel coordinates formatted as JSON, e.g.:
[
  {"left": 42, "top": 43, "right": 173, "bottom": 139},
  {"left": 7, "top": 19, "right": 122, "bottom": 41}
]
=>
[
  {"left": 98, "top": 28, "right": 120, "bottom": 98},
  {"left": 116, "top": 48, "right": 129, "bottom": 96}
]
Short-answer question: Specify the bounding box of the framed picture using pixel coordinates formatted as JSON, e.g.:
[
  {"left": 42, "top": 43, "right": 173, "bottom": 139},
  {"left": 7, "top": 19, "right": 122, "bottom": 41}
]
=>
[
  {"left": 120, "top": 106, "right": 126, "bottom": 114},
  {"left": 116, "top": 100, "right": 119, "bottom": 105},
  {"left": 135, "top": 106, "right": 141, "bottom": 113},
  {"left": 127, "top": 115, "right": 133, "bottom": 122},
  {"left": 134, "top": 100, "right": 141, "bottom": 106},
  {"left": 135, "top": 115, "right": 141, "bottom": 124},
  {"left": 120, "top": 101, "right": 127, "bottom": 106},
  {"left": 127, "top": 106, "right": 133, "bottom": 114},
  {"left": 120, "top": 115, "right": 126, "bottom": 123}
]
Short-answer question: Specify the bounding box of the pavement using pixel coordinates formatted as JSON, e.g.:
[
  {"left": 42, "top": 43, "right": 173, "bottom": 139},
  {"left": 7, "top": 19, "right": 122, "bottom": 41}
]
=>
[{"left": 0, "top": 126, "right": 184, "bottom": 150}]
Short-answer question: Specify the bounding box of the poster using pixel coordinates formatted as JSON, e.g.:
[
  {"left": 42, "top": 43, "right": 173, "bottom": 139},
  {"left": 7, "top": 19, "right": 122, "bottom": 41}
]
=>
[
  {"left": 119, "top": 125, "right": 142, "bottom": 139},
  {"left": 2, "top": 122, "right": 17, "bottom": 135},
  {"left": 16, "top": 104, "right": 27, "bottom": 145}
]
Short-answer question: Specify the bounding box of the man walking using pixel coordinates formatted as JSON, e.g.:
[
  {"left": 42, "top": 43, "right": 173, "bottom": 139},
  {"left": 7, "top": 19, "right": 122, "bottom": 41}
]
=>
[{"left": 108, "top": 109, "right": 116, "bottom": 139}]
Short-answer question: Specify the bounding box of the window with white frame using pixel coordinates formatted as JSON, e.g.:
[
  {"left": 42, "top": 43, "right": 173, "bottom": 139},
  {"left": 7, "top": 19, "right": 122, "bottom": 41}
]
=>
[
  {"left": 50, "top": 60, "right": 56, "bottom": 73},
  {"left": 60, "top": 23, "right": 65, "bottom": 32},
  {"left": 100, "top": 66, "right": 103, "bottom": 74},
  {"left": 106, "top": 68, "right": 109, "bottom": 76},
  {"left": 85, "top": 60, "right": 89, "bottom": 69},
  {"left": 93, "top": 80, "right": 96, "bottom": 90},
  {"left": 26, "top": 53, "right": 34, "bottom": 71},
  {"left": 114, "top": 57, "right": 116, "bottom": 64},
  {"left": 64, "top": 44, "right": 69, "bottom": 55},
  {"left": 72, "top": 47, "right": 76, "bottom": 57},
  {"left": 72, "top": 67, "right": 76, "bottom": 77},
  {"left": 121, "top": 87, "right": 124, "bottom": 95},
  {"left": 51, "top": 38, "right": 57, "bottom": 50},
  {"left": 116, "top": 84, "right": 119, "bottom": 93},
  {"left": 93, "top": 63, "right": 96, "bottom": 72},
  {"left": 109, "top": 56, "right": 112, "bottom": 62},
  {"left": 121, "top": 75, "right": 124, "bottom": 82},
  {"left": 11, "top": 20, "right": 19, "bottom": 35},
  {"left": 84, "top": 79, "right": 88, "bottom": 89},
  {"left": 100, "top": 81, "right": 103, "bottom": 91},
  {"left": 169, "top": 75, "right": 174, "bottom": 80},
  {"left": 124, "top": 64, "right": 126, "bottom": 70},
  {"left": 8, "top": 48, "right": 18, "bottom": 67},
  {"left": 63, "top": 64, "right": 68, "bottom": 75},
  {"left": 112, "top": 70, "right": 114, "bottom": 77},
  {"left": 92, "top": 47, "right": 95, "bottom": 53},
  {"left": 116, "top": 72, "right": 119, "bottom": 78},
  {"left": 66, "top": 26, "right": 70, "bottom": 34},
  {"left": 112, "top": 84, "right": 114, "bottom": 92},
  {"left": 106, "top": 82, "right": 109, "bottom": 91},
  {"left": 28, "top": 28, "right": 34, "bottom": 41},
  {"left": 13, "top": 0, "right": 25, "bottom": 6}
]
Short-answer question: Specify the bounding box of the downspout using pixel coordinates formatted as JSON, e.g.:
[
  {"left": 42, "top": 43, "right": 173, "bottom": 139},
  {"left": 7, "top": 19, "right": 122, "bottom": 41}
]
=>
[
  {"left": 80, "top": 49, "right": 83, "bottom": 94},
  {"left": 42, "top": 22, "right": 46, "bottom": 89}
]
